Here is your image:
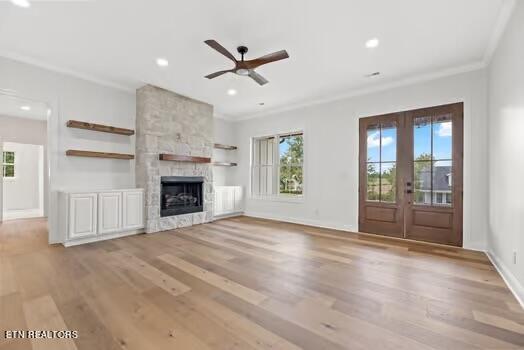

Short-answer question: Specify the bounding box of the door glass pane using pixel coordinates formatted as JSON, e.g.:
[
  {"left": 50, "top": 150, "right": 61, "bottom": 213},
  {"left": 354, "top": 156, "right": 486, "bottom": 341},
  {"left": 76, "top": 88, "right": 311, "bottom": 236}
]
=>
[
  {"left": 380, "top": 162, "right": 396, "bottom": 202},
  {"left": 381, "top": 124, "right": 397, "bottom": 162},
  {"left": 433, "top": 115, "right": 452, "bottom": 160},
  {"left": 433, "top": 160, "right": 452, "bottom": 206},
  {"left": 366, "top": 163, "right": 380, "bottom": 201},
  {"left": 366, "top": 126, "right": 380, "bottom": 162},
  {"left": 414, "top": 117, "right": 432, "bottom": 160},
  {"left": 414, "top": 161, "right": 431, "bottom": 205}
]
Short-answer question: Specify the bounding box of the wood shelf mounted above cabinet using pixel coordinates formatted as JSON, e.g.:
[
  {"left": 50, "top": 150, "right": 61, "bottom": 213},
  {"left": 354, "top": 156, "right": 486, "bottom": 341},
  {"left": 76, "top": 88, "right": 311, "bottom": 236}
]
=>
[
  {"left": 159, "top": 154, "right": 211, "bottom": 163},
  {"left": 212, "top": 162, "right": 238, "bottom": 167},
  {"left": 67, "top": 120, "right": 135, "bottom": 136},
  {"left": 214, "top": 143, "right": 237, "bottom": 150},
  {"left": 66, "top": 150, "right": 135, "bottom": 160}
]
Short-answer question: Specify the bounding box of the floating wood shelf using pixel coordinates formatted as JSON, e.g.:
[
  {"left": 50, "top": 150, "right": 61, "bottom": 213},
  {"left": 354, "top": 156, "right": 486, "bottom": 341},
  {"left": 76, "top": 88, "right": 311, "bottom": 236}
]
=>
[
  {"left": 66, "top": 150, "right": 135, "bottom": 160},
  {"left": 214, "top": 143, "right": 237, "bottom": 150},
  {"left": 67, "top": 120, "right": 135, "bottom": 136},
  {"left": 159, "top": 154, "right": 211, "bottom": 163},
  {"left": 212, "top": 162, "right": 238, "bottom": 167}
]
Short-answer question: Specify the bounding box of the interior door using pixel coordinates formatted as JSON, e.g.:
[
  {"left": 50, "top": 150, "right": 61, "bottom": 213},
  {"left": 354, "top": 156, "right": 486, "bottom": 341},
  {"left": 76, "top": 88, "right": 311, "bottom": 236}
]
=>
[
  {"left": 359, "top": 113, "right": 406, "bottom": 237},
  {"left": 404, "top": 103, "right": 463, "bottom": 246},
  {"left": 359, "top": 103, "right": 464, "bottom": 247}
]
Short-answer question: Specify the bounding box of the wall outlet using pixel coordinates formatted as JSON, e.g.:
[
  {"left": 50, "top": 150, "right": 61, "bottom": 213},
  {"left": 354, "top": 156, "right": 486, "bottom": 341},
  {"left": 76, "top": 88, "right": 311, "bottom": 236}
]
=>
[{"left": 513, "top": 251, "right": 518, "bottom": 265}]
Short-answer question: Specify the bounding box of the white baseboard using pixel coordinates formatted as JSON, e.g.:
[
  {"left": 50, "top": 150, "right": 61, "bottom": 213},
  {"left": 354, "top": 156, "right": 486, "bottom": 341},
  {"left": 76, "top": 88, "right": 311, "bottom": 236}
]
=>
[
  {"left": 63, "top": 229, "right": 144, "bottom": 247},
  {"left": 486, "top": 251, "right": 524, "bottom": 309},
  {"left": 3, "top": 208, "right": 44, "bottom": 221},
  {"left": 244, "top": 211, "right": 356, "bottom": 233},
  {"left": 213, "top": 212, "right": 244, "bottom": 220}
]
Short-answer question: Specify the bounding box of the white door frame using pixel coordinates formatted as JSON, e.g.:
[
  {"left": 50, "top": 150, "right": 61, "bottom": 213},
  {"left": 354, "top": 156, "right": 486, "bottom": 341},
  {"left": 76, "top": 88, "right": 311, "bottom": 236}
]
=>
[{"left": 0, "top": 138, "right": 3, "bottom": 223}]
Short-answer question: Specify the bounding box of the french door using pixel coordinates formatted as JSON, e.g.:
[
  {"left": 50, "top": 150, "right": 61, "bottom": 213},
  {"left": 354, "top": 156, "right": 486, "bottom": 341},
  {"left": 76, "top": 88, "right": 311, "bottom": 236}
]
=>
[{"left": 358, "top": 103, "right": 463, "bottom": 246}]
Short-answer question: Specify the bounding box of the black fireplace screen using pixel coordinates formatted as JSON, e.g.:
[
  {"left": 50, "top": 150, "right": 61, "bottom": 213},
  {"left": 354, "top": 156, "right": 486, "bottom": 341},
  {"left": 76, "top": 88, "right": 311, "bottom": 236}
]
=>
[{"left": 161, "top": 176, "right": 204, "bottom": 217}]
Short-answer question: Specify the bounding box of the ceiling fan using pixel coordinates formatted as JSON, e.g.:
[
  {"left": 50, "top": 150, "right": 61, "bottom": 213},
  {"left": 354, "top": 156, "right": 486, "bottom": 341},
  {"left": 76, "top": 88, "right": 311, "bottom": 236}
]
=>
[{"left": 204, "top": 39, "right": 289, "bottom": 86}]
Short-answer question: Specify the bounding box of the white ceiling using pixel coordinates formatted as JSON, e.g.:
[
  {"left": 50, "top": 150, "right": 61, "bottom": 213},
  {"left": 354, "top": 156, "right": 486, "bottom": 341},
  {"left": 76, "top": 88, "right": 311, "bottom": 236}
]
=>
[
  {"left": 0, "top": 94, "right": 48, "bottom": 121},
  {"left": 0, "top": 0, "right": 509, "bottom": 119}
]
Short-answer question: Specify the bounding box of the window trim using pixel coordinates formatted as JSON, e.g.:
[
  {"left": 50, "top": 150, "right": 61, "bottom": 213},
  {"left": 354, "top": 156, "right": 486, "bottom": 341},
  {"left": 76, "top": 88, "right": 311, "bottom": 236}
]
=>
[{"left": 250, "top": 130, "right": 305, "bottom": 201}]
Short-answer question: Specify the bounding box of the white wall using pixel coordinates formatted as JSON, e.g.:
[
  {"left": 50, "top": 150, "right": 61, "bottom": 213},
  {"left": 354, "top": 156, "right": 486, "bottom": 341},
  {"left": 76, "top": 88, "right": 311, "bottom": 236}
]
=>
[
  {"left": 487, "top": 1, "right": 524, "bottom": 303},
  {"left": 234, "top": 69, "right": 488, "bottom": 250},
  {"left": 213, "top": 118, "right": 238, "bottom": 186},
  {"left": 2, "top": 142, "right": 42, "bottom": 212},
  {"left": 0, "top": 115, "right": 48, "bottom": 216},
  {"left": 0, "top": 57, "right": 136, "bottom": 243}
]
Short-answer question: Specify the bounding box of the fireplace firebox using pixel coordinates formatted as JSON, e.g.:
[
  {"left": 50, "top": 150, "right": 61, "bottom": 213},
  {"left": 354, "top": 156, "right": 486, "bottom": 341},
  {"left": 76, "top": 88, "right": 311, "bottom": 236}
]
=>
[{"left": 160, "top": 176, "right": 204, "bottom": 217}]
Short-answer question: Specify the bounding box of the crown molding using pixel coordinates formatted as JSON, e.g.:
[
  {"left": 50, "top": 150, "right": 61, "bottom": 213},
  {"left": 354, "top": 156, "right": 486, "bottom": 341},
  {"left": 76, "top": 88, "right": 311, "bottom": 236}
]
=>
[
  {"left": 233, "top": 61, "right": 485, "bottom": 122},
  {"left": 0, "top": 52, "right": 136, "bottom": 93},
  {"left": 483, "top": 0, "right": 516, "bottom": 66}
]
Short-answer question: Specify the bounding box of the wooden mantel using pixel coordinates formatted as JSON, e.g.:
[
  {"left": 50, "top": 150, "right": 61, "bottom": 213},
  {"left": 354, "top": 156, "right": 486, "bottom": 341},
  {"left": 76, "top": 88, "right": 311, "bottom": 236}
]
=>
[{"left": 159, "top": 154, "right": 211, "bottom": 163}]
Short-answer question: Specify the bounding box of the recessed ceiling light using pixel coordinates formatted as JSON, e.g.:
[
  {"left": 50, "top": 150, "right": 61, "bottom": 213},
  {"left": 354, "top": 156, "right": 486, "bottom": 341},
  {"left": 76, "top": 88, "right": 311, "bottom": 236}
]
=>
[
  {"left": 365, "top": 38, "right": 380, "bottom": 49},
  {"left": 10, "top": 0, "right": 31, "bottom": 8},
  {"left": 227, "top": 89, "right": 237, "bottom": 96},
  {"left": 155, "top": 57, "right": 169, "bottom": 67},
  {"left": 20, "top": 105, "right": 31, "bottom": 111}
]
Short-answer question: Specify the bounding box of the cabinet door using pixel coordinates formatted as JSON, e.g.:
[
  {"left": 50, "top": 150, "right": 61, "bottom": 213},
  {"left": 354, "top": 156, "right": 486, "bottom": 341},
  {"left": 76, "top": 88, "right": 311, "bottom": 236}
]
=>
[
  {"left": 224, "top": 187, "right": 235, "bottom": 213},
  {"left": 69, "top": 193, "right": 97, "bottom": 239},
  {"left": 234, "top": 186, "right": 243, "bottom": 212},
  {"left": 214, "top": 187, "right": 224, "bottom": 216},
  {"left": 98, "top": 192, "right": 123, "bottom": 234},
  {"left": 123, "top": 190, "right": 144, "bottom": 230}
]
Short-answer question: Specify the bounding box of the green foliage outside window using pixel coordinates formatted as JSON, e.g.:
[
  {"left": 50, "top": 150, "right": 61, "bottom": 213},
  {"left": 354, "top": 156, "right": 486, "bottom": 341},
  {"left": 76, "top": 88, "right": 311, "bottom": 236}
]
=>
[
  {"left": 2, "top": 151, "right": 15, "bottom": 178},
  {"left": 279, "top": 135, "right": 303, "bottom": 195}
]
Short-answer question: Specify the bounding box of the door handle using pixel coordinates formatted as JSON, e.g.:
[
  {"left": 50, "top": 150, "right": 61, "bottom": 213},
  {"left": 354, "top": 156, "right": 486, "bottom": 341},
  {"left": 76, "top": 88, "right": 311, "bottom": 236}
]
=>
[
  {"left": 406, "top": 182, "right": 412, "bottom": 187},
  {"left": 406, "top": 189, "right": 412, "bottom": 194}
]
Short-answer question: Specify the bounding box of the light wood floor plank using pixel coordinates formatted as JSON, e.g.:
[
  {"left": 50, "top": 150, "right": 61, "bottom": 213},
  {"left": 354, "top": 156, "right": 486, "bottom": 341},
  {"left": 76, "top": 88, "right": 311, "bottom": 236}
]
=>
[{"left": 1, "top": 216, "right": 523, "bottom": 350}]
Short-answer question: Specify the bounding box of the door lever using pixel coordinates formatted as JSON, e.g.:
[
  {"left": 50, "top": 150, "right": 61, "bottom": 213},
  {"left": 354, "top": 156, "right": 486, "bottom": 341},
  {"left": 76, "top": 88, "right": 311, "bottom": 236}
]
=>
[{"left": 406, "top": 189, "right": 413, "bottom": 194}]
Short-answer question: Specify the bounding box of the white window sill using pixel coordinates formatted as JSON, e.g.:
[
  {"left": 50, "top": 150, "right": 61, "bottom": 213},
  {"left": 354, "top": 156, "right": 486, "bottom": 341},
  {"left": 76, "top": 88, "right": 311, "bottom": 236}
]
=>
[{"left": 249, "top": 195, "right": 305, "bottom": 203}]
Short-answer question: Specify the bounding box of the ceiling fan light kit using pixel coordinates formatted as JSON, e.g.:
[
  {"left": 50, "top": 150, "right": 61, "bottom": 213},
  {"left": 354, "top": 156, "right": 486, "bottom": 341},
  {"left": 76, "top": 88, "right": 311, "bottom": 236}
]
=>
[{"left": 204, "top": 39, "right": 289, "bottom": 86}]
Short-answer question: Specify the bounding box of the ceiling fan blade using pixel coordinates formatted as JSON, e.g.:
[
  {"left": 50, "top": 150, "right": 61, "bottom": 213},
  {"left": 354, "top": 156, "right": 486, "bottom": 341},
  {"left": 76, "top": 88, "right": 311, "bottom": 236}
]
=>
[
  {"left": 204, "top": 40, "right": 237, "bottom": 63},
  {"left": 248, "top": 70, "right": 268, "bottom": 86},
  {"left": 246, "top": 50, "right": 289, "bottom": 69},
  {"left": 205, "top": 70, "right": 232, "bottom": 79}
]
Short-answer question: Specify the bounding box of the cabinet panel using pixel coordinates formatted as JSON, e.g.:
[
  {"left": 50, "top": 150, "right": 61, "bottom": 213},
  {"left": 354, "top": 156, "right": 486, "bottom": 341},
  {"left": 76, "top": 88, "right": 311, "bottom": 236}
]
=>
[
  {"left": 123, "top": 190, "right": 144, "bottom": 230},
  {"left": 234, "top": 186, "right": 243, "bottom": 212},
  {"left": 69, "top": 193, "right": 97, "bottom": 239},
  {"left": 98, "top": 192, "right": 123, "bottom": 234}
]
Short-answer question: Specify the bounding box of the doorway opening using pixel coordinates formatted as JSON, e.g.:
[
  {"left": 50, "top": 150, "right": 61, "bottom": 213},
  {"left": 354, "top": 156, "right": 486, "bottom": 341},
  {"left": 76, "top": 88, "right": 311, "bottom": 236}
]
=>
[
  {"left": 359, "top": 103, "right": 464, "bottom": 246},
  {"left": 0, "top": 95, "right": 49, "bottom": 223}
]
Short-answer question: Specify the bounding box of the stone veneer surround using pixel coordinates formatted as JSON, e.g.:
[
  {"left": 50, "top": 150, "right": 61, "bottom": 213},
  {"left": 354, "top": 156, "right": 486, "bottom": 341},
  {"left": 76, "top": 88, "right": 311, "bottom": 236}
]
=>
[{"left": 136, "top": 85, "right": 214, "bottom": 233}]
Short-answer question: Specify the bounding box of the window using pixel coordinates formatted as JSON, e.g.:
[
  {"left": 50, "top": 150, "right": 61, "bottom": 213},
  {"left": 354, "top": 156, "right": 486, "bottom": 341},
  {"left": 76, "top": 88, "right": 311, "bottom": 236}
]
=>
[
  {"left": 413, "top": 114, "right": 453, "bottom": 207},
  {"left": 2, "top": 151, "right": 15, "bottom": 178},
  {"left": 252, "top": 132, "right": 303, "bottom": 197},
  {"left": 366, "top": 122, "right": 397, "bottom": 202}
]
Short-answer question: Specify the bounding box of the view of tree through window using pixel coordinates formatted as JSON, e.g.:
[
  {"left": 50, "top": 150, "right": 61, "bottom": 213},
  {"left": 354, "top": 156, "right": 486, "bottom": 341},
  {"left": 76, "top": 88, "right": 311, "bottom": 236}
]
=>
[
  {"left": 2, "top": 151, "right": 15, "bottom": 178},
  {"left": 251, "top": 132, "right": 304, "bottom": 197},
  {"left": 413, "top": 114, "right": 453, "bottom": 206},
  {"left": 366, "top": 123, "right": 396, "bottom": 202},
  {"left": 279, "top": 134, "right": 303, "bottom": 195}
]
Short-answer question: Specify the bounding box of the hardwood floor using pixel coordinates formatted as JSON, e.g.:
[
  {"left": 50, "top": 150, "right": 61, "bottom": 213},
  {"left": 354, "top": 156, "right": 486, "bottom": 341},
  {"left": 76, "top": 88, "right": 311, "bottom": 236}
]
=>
[{"left": 1, "top": 216, "right": 523, "bottom": 350}]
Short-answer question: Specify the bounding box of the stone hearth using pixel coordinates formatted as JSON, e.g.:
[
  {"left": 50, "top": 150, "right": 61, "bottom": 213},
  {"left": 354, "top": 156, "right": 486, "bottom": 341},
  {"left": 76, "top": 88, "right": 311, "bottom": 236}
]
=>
[{"left": 135, "top": 85, "right": 214, "bottom": 233}]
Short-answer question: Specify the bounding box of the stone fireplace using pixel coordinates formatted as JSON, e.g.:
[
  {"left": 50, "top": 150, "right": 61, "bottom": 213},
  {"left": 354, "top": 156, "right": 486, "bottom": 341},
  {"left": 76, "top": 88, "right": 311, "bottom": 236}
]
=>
[{"left": 135, "top": 85, "right": 214, "bottom": 233}]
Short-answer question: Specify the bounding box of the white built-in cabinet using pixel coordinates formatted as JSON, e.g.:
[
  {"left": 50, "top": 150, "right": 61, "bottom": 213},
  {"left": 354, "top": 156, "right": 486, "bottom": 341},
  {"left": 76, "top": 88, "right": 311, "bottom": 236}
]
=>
[
  {"left": 214, "top": 186, "right": 243, "bottom": 217},
  {"left": 60, "top": 189, "right": 144, "bottom": 246}
]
